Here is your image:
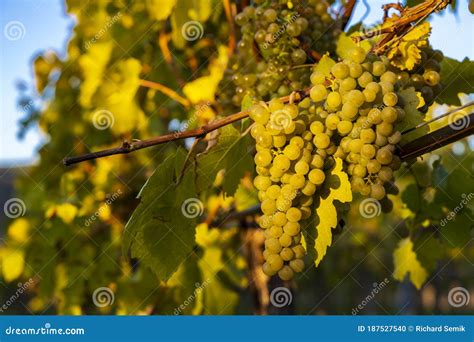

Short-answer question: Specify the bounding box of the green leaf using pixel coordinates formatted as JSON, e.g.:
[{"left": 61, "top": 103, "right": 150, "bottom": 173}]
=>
[
  {"left": 402, "top": 184, "right": 421, "bottom": 213},
  {"left": 196, "top": 125, "right": 253, "bottom": 195},
  {"left": 396, "top": 87, "right": 427, "bottom": 143},
  {"left": 123, "top": 148, "right": 198, "bottom": 281},
  {"left": 438, "top": 57, "right": 474, "bottom": 105},
  {"left": 413, "top": 232, "right": 444, "bottom": 272}
]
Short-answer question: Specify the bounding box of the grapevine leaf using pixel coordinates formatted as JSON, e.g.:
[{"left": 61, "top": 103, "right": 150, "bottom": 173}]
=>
[
  {"left": 393, "top": 237, "right": 428, "bottom": 289},
  {"left": 96, "top": 58, "right": 148, "bottom": 134},
  {"left": 78, "top": 41, "right": 114, "bottom": 107},
  {"left": 386, "top": 22, "right": 431, "bottom": 71},
  {"left": 401, "top": 184, "right": 421, "bottom": 213},
  {"left": 171, "top": 0, "right": 212, "bottom": 49},
  {"left": 312, "top": 54, "right": 335, "bottom": 79},
  {"left": 146, "top": 0, "right": 177, "bottom": 21},
  {"left": 183, "top": 46, "right": 228, "bottom": 104},
  {"left": 413, "top": 232, "right": 444, "bottom": 272},
  {"left": 396, "top": 87, "right": 427, "bottom": 143},
  {"left": 123, "top": 148, "right": 198, "bottom": 281},
  {"left": 336, "top": 33, "right": 371, "bottom": 60},
  {"left": 7, "top": 218, "right": 31, "bottom": 244},
  {"left": 437, "top": 57, "right": 474, "bottom": 105},
  {"left": 1, "top": 248, "right": 25, "bottom": 282},
  {"left": 309, "top": 158, "right": 352, "bottom": 267},
  {"left": 196, "top": 125, "right": 253, "bottom": 195}
]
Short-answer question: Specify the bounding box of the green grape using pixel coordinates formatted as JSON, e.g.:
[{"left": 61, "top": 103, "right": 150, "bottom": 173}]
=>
[
  {"left": 308, "top": 168, "right": 325, "bottom": 185},
  {"left": 310, "top": 84, "right": 328, "bottom": 102}
]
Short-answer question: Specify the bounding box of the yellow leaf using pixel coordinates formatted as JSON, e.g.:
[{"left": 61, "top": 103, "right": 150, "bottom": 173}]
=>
[
  {"left": 2, "top": 248, "right": 25, "bottom": 282},
  {"left": 7, "top": 218, "right": 31, "bottom": 243},
  {"left": 146, "top": 0, "right": 177, "bottom": 20},
  {"left": 415, "top": 92, "right": 426, "bottom": 109},
  {"left": 393, "top": 238, "right": 428, "bottom": 289},
  {"left": 54, "top": 203, "right": 78, "bottom": 224},
  {"left": 314, "top": 158, "right": 352, "bottom": 266},
  {"left": 183, "top": 46, "right": 228, "bottom": 104},
  {"left": 78, "top": 41, "right": 114, "bottom": 107},
  {"left": 387, "top": 22, "right": 431, "bottom": 71}
]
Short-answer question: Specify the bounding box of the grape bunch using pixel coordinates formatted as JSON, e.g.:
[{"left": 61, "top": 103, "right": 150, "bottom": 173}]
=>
[
  {"left": 249, "top": 97, "right": 333, "bottom": 280},
  {"left": 308, "top": 47, "right": 403, "bottom": 210},
  {"left": 391, "top": 46, "right": 443, "bottom": 112},
  {"left": 219, "top": 0, "right": 338, "bottom": 109}
]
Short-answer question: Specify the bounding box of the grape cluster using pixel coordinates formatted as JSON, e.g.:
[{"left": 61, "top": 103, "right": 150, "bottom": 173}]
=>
[
  {"left": 391, "top": 46, "right": 443, "bottom": 112},
  {"left": 219, "top": 0, "right": 338, "bottom": 109},
  {"left": 250, "top": 98, "right": 333, "bottom": 280},
  {"left": 308, "top": 47, "right": 404, "bottom": 211}
]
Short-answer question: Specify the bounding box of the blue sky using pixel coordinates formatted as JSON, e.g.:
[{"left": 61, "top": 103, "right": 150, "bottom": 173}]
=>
[{"left": 0, "top": 0, "right": 473, "bottom": 166}]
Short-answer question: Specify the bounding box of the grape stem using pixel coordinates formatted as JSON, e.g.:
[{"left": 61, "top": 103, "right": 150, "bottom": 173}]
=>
[
  {"left": 63, "top": 90, "right": 473, "bottom": 166},
  {"left": 63, "top": 90, "right": 309, "bottom": 166}
]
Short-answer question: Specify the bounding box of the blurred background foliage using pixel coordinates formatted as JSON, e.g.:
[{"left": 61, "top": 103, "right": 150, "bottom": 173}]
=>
[{"left": 0, "top": 0, "right": 473, "bottom": 315}]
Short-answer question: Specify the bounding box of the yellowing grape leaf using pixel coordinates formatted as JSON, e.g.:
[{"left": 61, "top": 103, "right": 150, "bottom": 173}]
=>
[
  {"left": 386, "top": 22, "right": 431, "bottom": 70},
  {"left": 312, "top": 54, "right": 335, "bottom": 79},
  {"left": 46, "top": 203, "right": 78, "bottom": 224},
  {"left": 146, "top": 0, "right": 177, "bottom": 20},
  {"left": 336, "top": 32, "right": 371, "bottom": 60},
  {"left": 1, "top": 248, "right": 25, "bottom": 282},
  {"left": 393, "top": 238, "right": 428, "bottom": 289},
  {"left": 183, "top": 46, "right": 229, "bottom": 104},
  {"left": 96, "top": 58, "right": 148, "bottom": 134},
  {"left": 314, "top": 158, "right": 352, "bottom": 266},
  {"left": 7, "top": 218, "right": 31, "bottom": 243},
  {"left": 78, "top": 41, "right": 113, "bottom": 107},
  {"left": 171, "top": 0, "right": 212, "bottom": 49}
]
